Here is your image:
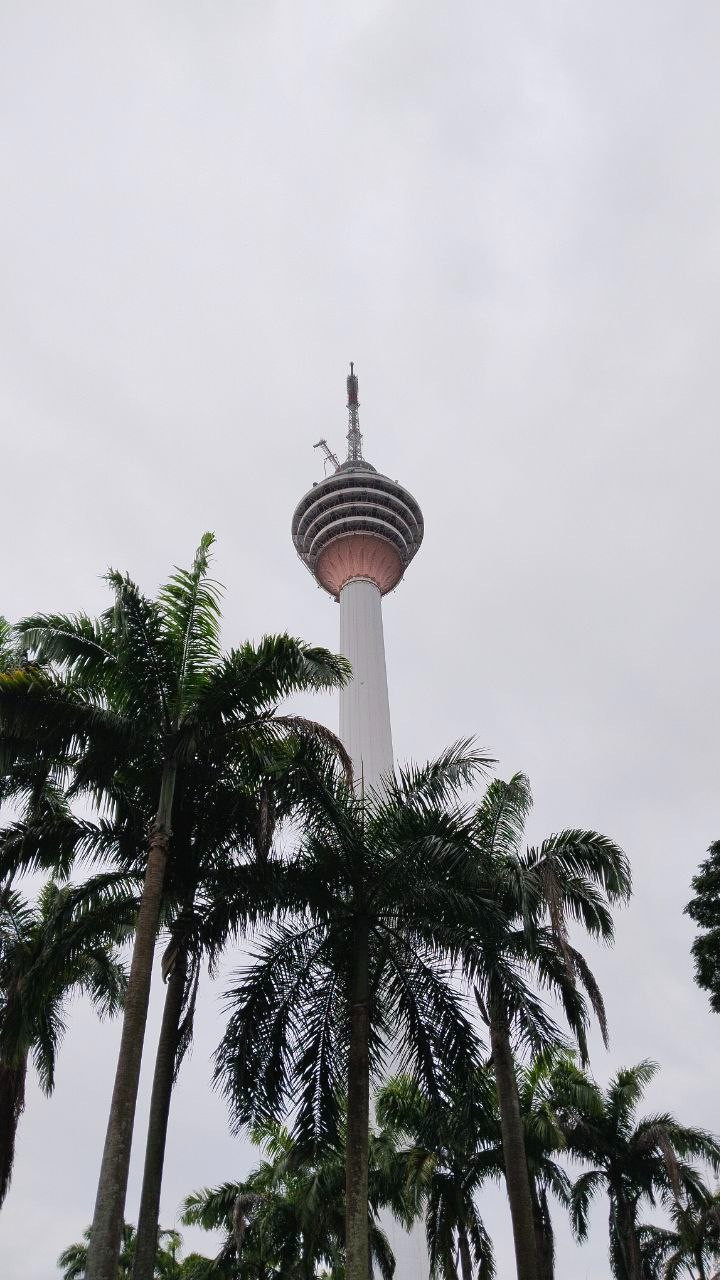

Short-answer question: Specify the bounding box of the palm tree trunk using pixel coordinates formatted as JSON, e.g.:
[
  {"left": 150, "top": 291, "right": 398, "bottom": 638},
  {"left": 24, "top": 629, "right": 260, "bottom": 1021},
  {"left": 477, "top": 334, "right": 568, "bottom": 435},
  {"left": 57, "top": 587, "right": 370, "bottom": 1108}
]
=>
[
  {"left": 131, "top": 947, "right": 187, "bottom": 1280},
  {"left": 489, "top": 988, "right": 539, "bottom": 1280},
  {"left": 458, "top": 1226, "right": 474, "bottom": 1280},
  {"left": 614, "top": 1192, "right": 643, "bottom": 1280},
  {"left": 0, "top": 1053, "right": 27, "bottom": 1208},
  {"left": 86, "top": 759, "right": 177, "bottom": 1280},
  {"left": 345, "top": 917, "right": 370, "bottom": 1280},
  {"left": 530, "top": 1186, "right": 553, "bottom": 1280}
]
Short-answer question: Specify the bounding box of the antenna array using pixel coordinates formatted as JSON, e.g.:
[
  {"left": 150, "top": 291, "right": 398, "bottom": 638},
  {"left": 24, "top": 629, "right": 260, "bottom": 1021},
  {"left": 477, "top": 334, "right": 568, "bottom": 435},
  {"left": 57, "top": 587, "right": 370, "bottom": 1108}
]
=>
[{"left": 346, "top": 361, "right": 363, "bottom": 462}]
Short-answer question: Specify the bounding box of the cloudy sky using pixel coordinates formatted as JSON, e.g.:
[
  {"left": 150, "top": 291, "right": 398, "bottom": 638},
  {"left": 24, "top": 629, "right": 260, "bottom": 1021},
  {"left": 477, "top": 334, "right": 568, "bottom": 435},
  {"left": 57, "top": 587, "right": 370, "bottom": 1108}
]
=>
[{"left": 2, "top": 2, "right": 720, "bottom": 1276}]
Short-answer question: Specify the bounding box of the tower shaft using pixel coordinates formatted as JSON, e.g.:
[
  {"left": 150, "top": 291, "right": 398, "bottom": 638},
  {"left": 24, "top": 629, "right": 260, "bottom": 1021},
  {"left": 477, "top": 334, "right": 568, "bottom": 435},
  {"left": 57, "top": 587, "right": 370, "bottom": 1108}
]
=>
[
  {"left": 339, "top": 578, "right": 393, "bottom": 790},
  {"left": 338, "top": 583, "right": 430, "bottom": 1280}
]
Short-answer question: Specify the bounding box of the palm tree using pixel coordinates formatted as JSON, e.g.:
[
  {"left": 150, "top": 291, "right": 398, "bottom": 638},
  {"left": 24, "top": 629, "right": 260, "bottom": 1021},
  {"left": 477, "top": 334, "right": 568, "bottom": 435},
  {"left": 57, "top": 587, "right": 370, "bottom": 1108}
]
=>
[
  {"left": 376, "top": 1072, "right": 496, "bottom": 1280},
  {"left": 0, "top": 745, "right": 347, "bottom": 1280},
  {"left": 1, "top": 533, "right": 349, "bottom": 1280},
  {"left": 59, "top": 1223, "right": 206, "bottom": 1279},
  {"left": 516, "top": 1052, "right": 591, "bottom": 1280},
  {"left": 463, "top": 773, "right": 630, "bottom": 1280},
  {"left": 213, "top": 745, "right": 492, "bottom": 1280},
  {"left": 0, "top": 878, "right": 128, "bottom": 1207},
  {"left": 564, "top": 1061, "right": 720, "bottom": 1280},
  {"left": 376, "top": 1053, "right": 583, "bottom": 1280},
  {"left": 0, "top": 616, "right": 70, "bottom": 836},
  {"left": 60, "top": 1222, "right": 140, "bottom": 1280},
  {"left": 182, "top": 1120, "right": 397, "bottom": 1278},
  {"left": 132, "top": 736, "right": 350, "bottom": 1280},
  {"left": 637, "top": 1193, "right": 720, "bottom": 1279}
]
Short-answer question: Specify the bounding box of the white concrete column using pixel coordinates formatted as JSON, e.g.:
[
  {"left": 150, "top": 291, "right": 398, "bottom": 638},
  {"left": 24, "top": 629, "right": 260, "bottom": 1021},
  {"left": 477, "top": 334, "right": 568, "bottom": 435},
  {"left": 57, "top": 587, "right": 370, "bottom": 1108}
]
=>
[
  {"left": 339, "top": 577, "right": 394, "bottom": 792},
  {"left": 338, "top": 575, "right": 430, "bottom": 1280}
]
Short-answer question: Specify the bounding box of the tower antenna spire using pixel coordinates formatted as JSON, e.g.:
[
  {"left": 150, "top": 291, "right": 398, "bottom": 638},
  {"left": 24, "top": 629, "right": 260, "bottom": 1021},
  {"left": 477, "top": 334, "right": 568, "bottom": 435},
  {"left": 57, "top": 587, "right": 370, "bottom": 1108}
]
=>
[{"left": 346, "top": 361, "right": 363, "bottom": 462}]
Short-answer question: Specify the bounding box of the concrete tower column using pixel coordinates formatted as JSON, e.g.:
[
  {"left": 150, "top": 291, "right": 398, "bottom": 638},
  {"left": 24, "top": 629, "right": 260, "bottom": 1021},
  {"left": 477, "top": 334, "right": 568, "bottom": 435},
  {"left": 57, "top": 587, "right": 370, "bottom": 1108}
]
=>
[{"left": 339, "top": 576, "right": 393, "bottom": 790}]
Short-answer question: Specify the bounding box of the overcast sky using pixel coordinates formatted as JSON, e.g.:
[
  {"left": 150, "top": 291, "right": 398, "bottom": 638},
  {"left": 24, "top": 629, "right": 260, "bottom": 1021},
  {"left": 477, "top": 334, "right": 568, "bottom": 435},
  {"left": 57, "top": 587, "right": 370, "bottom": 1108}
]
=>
[{"left": 2, "top": 3, "right": 720, "bottom": 1277}]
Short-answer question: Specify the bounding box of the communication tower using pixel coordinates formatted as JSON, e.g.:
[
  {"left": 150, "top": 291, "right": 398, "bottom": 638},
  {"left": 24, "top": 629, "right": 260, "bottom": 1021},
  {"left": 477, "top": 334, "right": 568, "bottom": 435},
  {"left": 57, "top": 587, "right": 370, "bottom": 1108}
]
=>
[{"left": 292, "top": 366, "right": 424, "bottom": 790}]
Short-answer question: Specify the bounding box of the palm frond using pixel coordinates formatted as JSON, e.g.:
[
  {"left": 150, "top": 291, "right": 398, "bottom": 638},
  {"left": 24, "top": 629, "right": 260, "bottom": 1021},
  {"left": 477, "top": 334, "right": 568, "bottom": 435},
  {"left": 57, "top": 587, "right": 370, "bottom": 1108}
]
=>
[
  {"left": 213, "top": 920, "right": 332, "bottom": 1132},
  {"left": 15, "top": 611, "right": 117, "bottom": 682},
  {"left": 390, "top": 740, "right": 494, "bottom": 813},
  {"left": 182, "top": 1182, "right": 242, "bottom": 1231},
  {"left": 379, "top": 932, "right": 482, "bottom": 1101},
  {"left": 607, "top": 1060, "right": 659, "bottom": 1131},
  {"left": 195, "top": 636, "right": 350, "bottom": 727},
  {"left": 158, "top": 533, "right": 223, "bottom": 721},
  {"left": 106, "top": 569, "right": 173, "bottom": 727},
  {"left": 475, "top": 773, "right": 533, "bottom": 860},
  {"left": 570, "top": 1167, "right": 605, "bottom": 1239}
]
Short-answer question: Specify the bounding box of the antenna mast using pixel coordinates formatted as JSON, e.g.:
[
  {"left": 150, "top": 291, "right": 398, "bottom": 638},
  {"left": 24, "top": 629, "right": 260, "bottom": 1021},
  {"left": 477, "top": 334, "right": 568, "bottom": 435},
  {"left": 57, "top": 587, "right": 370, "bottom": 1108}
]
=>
[{"left": 346, "top": 362, "right": 363, "bottom": 462}]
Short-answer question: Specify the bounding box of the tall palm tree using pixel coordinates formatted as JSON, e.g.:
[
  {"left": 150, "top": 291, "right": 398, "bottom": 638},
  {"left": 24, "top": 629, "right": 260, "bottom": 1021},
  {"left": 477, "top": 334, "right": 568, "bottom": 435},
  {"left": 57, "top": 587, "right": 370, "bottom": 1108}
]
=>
[
  {"left": 465, "top": 774, "right": 630, "bottom": 1280},
  {"left": 563, "top": 1061, "right": 720, "bottom": 1280},
  {"left": 637, "top": 1193, "right": 720, "bottom": 1279},
  {"left": 377, "top": 1053, "right": 582, "bottom": 1280},
  {"left": 376, "top": 1072, "right": 496, "bottom": 1280},
  {"left": 182, "top": 1120, "right": 396, "bottom": 1278},
  {"left": 0, "top": 878, "right": 128, "bottom": 1207},
  {"left": 132, "top": 736, "right": 350, "bottom": 1280},
  {"left": 515, "top": 1052, "right": 589, "bottom": 1280},
  {"left": 213, "top": 745, "right": 492, "bottom": 1280},
  {"left": 0, "top": 533, "right": 349, "bottom": 1280}
]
